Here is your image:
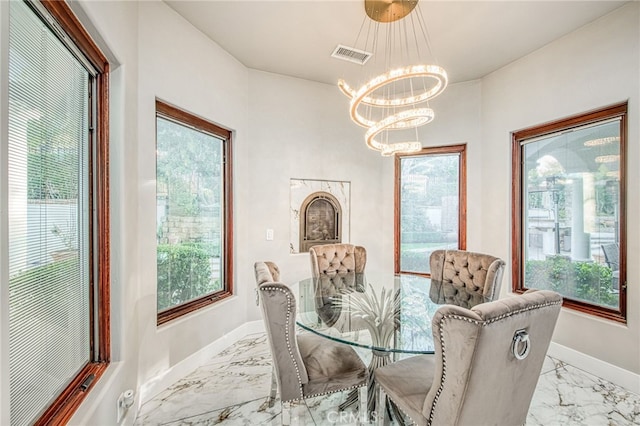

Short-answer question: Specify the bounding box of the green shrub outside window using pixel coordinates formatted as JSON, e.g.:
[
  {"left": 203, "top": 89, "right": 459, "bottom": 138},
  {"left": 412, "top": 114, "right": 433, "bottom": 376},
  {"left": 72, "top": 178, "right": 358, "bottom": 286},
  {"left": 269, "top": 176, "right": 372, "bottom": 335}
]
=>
[
  {"left": 525, "top": 257, "right": 616, "bottom": 308},
  {"left": 157, "top": 242, "right": 221, "bottom": 311}
]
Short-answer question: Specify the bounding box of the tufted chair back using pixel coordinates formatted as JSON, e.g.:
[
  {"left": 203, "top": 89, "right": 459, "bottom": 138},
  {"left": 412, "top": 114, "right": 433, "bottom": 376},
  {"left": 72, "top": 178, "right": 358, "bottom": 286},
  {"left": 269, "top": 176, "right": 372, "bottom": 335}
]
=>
[
  {"left": 254, "top": 261, "right": 280, "bottom": 285},
  {"left": 309, "top": 244, "right": 367, "bottom": 277},
  {"left": 258, "top": 281, "right": 369, "bottom": 425},
  {"left": 429, "top": 249, "right": 505, "bottom": 300},
  {"left": 313, "top": 271, "right": 365, "bottom": 329},
  {"left": 254, "top": 261, "right": 281, "bottom": 308},
  {"left": 422, "top": 290, "right": 562, "bottom": 425},
  {"left": 257, "top": 282, "right": 309, "bottom": 402},
  {"left": 314, "top": 272, "right": 365, "bottom": 301},
  {"left": 374, "top": 290, "right": 562, "bottom": 426},
  {"left": 428, "top": 279, "right": 488, "bottom": 310}
]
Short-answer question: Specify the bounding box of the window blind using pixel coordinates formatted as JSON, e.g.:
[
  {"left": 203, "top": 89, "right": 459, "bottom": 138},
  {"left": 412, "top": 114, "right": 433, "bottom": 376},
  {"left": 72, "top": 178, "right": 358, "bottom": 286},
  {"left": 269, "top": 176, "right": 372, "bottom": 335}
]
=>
[{"left": 8, "top": 1, "right": 90, "bottom": 424}]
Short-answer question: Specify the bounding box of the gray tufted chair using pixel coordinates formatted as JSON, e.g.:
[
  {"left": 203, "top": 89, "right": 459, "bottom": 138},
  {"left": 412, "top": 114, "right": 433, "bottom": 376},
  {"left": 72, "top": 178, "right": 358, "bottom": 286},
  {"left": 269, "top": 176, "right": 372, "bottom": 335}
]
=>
[
  {"left": 309, "top": 245, "right": 367, "bottom": 337},
  {"left": 312, "top": 271, "right": 368, "bottom": 337},
  {"left": 258, "top": 281, "right": 368, "bottom": 425},
  {"left": 254, "top": 260, "right": 281, "bottom": 306},
  {"left": 309, "top": 243, "right": 367, "bottom": 277},
  {"left": 254, "top": 261, "right": 282, "bottom": 407},
  {"left": 428, "top": 279, "right": 489, "bottom": 310},
  {"left": 429, "top": 249, "right": 505, "bottom": 300},
  {"left": 254, "top": 261, "right": 280, "bottom": 285},
  {"left": 375, "top": 289, "right": 562, "bottom": 426}
]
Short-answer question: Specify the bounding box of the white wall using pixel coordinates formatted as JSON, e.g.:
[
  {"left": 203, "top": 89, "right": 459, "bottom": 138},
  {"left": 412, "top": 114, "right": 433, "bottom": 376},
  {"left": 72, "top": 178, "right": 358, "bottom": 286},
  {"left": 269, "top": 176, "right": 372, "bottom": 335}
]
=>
[
  {"left": 134, "top": 0, "right": 250, "bottom": 396},
  {"left": 69, "top": 0, "right": 252, "bottom": 423},
  {"left": 480, "top": 3, "right": 639, "bottom": 374},
  {"left": 246, "top": 70, "right": 387, "bottom": 317},
  {"left": 0, "top": 1, "right": 634, "bottom": 424}
]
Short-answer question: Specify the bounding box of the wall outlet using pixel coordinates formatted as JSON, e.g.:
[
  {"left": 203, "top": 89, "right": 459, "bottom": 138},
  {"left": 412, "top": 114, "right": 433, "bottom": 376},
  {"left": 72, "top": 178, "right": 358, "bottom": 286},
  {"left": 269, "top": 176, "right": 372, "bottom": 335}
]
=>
[
  {"left": 266, "top": 229, "right": 274, "bottom": 241},
  {"left": 116, "top": 389, "right": 135, "bottom": 424}
]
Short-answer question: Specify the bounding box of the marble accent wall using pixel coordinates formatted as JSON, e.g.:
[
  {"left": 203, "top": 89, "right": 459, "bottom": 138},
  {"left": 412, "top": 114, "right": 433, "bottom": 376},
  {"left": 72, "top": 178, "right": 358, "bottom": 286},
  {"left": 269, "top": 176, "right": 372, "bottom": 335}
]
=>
[{"left": 290, "top": 179, "right": 350, "bottom": 254}]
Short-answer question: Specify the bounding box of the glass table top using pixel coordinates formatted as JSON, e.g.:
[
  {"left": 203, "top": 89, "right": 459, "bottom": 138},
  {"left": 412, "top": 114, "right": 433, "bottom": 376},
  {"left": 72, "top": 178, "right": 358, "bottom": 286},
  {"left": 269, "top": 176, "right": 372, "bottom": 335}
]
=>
[{"left": 294, "top": 272, "right": 490, "bottom": 355}]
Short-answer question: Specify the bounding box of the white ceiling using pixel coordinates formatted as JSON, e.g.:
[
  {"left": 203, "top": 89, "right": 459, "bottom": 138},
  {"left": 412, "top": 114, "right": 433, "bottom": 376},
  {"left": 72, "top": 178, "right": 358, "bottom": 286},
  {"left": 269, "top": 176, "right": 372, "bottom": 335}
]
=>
[{"left": 164, "top": 0, "right": 628, "bottom": 87}]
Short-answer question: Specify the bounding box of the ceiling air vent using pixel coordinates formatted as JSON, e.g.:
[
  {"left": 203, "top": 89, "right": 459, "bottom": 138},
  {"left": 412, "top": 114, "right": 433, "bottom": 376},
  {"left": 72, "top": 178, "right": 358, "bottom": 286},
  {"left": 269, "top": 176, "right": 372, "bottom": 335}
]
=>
[{"left": 331, "top": 44, "right": 372, "bottom": 65}]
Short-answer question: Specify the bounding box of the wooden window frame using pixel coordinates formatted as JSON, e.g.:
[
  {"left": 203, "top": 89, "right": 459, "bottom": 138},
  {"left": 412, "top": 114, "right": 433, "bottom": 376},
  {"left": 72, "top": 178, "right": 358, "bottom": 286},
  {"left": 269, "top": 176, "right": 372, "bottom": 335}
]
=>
[
  {"left": 23, "top": 1, "right": 111, "bottom": 424},
  {"left": 394, "top": 144, "right": 467, "bottom": 276},
  {"left": 155, "top": 100, "right": 234, "bottom": 325},
  {"left": 511, "top": 102, "right": 627, "bottom": 323}
]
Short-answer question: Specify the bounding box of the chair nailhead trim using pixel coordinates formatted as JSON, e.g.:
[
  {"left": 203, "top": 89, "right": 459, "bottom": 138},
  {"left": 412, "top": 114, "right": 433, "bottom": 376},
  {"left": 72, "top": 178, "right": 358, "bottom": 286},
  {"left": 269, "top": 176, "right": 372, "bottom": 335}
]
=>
[
  {"left": 261, "top": 285, "right": 368, "bottom": 404},
  {"left": 260, "top": 286, "right": 305, "bottom": 400},
  {"left": 302, "top": 382, "right": 367, "bottom": 400},
  {"left": 385, "top": 400, "right": 419, "bottom": 425},
  {"left": 427, "top": 299, "right": 562, "bottom": 425}
]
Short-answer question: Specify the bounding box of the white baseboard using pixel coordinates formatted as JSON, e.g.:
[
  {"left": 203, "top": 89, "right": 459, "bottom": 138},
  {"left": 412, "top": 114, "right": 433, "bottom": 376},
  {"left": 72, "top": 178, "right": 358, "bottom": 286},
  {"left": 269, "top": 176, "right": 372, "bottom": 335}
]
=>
[
  {"left": 548, "top": 342, "right": 640, "bottom": 394},
  {"left": 139, "top": 320, "right": 265, "bottom": 404}
]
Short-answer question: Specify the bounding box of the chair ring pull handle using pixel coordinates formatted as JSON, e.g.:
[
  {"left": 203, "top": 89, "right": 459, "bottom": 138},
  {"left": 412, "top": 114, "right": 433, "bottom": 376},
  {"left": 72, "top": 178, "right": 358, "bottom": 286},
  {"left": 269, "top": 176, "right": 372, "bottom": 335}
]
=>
[{"left": 512, "top": 329, "right": 530, "bottom": 360}]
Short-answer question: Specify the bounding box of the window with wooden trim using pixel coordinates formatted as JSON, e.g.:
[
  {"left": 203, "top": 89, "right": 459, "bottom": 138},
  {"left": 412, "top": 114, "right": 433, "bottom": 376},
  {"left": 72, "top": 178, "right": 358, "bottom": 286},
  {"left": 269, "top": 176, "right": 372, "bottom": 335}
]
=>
[
  {"left": 512, "top": 103, "right": 627, "bottom": 322},
  {"left": 155, "top": 100, "right": 233, "bottom": 325},
  {"left": 395, "top": 145, "right": 467, "bottom": 275},
  {"left": 6, "top": 0, "right": 110, "bottom": 424}
]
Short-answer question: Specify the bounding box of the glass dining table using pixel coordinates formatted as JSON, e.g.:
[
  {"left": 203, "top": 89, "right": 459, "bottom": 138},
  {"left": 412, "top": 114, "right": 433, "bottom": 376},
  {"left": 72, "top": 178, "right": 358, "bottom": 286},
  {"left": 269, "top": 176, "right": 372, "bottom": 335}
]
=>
[{"left": 292, "top": 272, "right": 491, "bottom": 419}]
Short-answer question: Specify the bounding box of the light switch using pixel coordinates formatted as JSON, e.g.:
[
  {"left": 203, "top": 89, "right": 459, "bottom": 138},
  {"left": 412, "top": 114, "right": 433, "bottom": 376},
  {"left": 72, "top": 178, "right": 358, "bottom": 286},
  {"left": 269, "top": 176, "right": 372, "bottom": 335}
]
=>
[{"left": 266, "top": 229, "right": 274, "bottom": 241}]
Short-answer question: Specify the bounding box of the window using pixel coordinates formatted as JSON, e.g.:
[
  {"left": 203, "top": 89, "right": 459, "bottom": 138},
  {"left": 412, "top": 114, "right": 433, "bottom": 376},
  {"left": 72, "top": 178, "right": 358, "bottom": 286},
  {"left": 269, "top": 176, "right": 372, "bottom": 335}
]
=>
[
  {"left": 6, "top": 1, "right": 110, "bottom": 424},
  {"left": 395, "top": 145, "right": 467, "bottom": 275},
  {"left": 155, "top": 100, "right": 233, "bottom": 325},
  {"left": 512, "top": 103, "right": 627, "bottom": 322}
]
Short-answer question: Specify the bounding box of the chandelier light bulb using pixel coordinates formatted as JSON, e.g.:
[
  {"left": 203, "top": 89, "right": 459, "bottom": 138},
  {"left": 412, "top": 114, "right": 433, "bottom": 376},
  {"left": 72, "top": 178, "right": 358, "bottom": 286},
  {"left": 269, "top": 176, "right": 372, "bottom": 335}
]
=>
[
  {"left": 345, "top": 65, "right": 448, "bottom": 107},
  {"left": 364, "top": 108, "right": 434, "bottom": 155},
  {"left": 340, "top": 65, "right": 447, "bottom": 155},
  {"left": 584, "top": 136, "right": 619, "bottom": 147},
  {"left": 594, "top": 154, "right": 620, "bottom": 163},
  {"left": 338, "top": 0, "right": 447, "bottom": 156}
]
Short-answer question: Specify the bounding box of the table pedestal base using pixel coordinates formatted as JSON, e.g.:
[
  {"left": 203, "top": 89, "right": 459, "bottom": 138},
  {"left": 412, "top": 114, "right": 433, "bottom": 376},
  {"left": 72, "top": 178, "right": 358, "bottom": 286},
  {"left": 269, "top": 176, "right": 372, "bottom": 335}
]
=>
[{"left": 338, "top": 350, "right": 406, "bottom": 425}]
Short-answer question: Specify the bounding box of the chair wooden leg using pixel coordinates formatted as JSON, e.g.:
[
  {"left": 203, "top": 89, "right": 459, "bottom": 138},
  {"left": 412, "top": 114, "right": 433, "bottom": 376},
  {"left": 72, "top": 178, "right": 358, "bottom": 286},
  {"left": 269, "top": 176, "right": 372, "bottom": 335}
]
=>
[
  {"left": 377, "top": 388, "right": 386, "bottom": 426},
  {"left": 359, "top": 385, "right": 368, "bottom": 425}
]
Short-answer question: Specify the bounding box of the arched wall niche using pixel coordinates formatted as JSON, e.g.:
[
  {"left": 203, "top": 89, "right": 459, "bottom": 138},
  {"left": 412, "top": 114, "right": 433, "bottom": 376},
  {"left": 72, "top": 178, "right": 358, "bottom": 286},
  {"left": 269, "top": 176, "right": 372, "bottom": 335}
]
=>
[
  {"left": 289, "top": 179, "right": 350, "bottom": 254},
  {"left": 299, "top": 192, "right": 342, "bottom": 252}
]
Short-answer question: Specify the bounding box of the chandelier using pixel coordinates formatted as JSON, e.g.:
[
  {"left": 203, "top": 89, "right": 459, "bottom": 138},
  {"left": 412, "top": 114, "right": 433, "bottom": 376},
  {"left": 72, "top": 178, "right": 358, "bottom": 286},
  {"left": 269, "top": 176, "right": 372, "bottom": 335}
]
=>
[
  {"left": 583, "top": 136, "right": 619, "bottom": 147},
  {"left": 338, "top": 0, "right": 447, "bottom": 156}
]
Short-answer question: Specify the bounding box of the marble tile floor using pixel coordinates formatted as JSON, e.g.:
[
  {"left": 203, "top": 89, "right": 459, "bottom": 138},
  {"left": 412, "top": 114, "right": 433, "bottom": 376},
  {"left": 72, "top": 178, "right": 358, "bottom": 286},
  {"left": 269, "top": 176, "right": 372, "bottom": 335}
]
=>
[{"left": 134, "top": 333, "right": 640, "bottom": 426}]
